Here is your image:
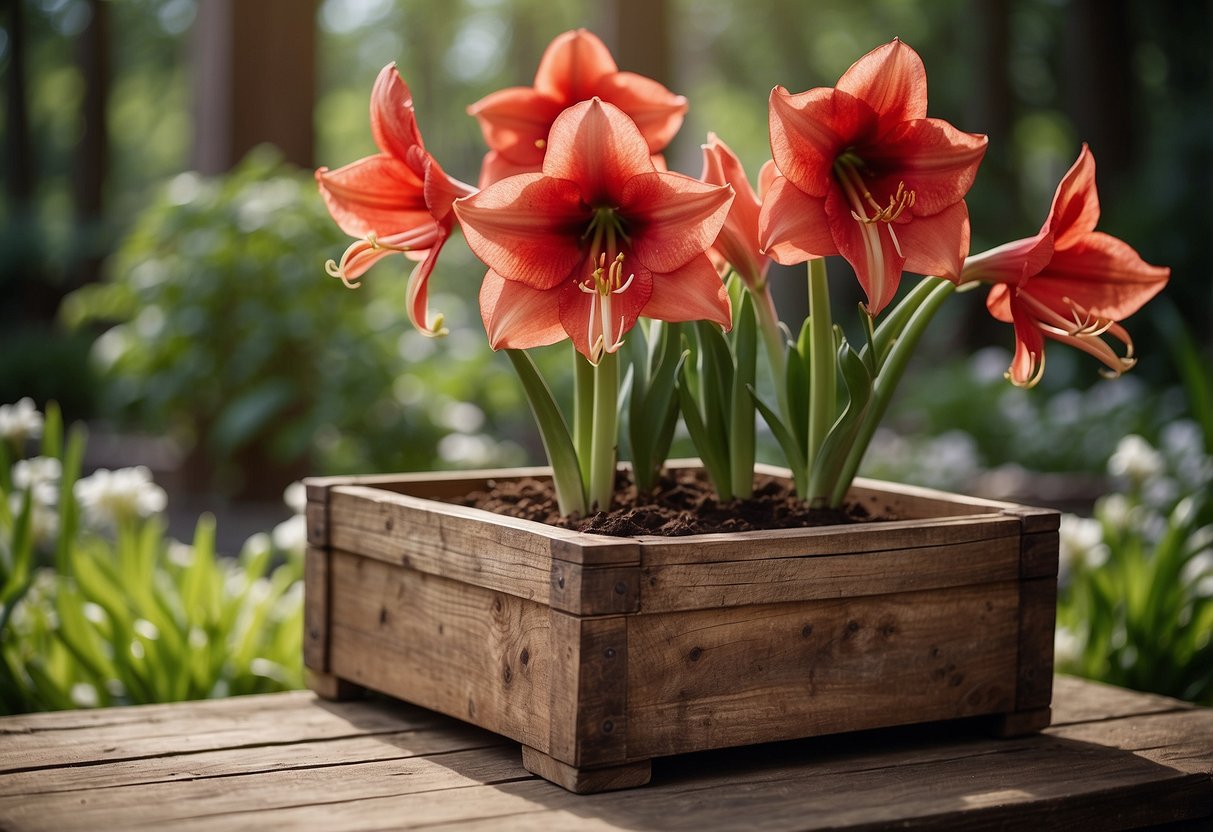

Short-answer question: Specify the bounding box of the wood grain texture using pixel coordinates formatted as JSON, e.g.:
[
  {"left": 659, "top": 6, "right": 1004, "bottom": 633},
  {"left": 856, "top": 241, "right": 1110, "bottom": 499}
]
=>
[
  {"left": 0, "top": 677, "right": 1209, "bottom": 831},
  {"left": 1015, "top": 577, "right": 1057, "bottom": 712},
  {"left": 521, "top": 746, "right": 651, "bottom": 794},
  {"left": 640, "top": 536, "right": 1021, "bottom": 612},
  {"left": 548, "top": 613, "right": 629, "bottom": 767},
  {"left": 303, "top": 546, "right": 330, "bottom": 672},
  {"left": 327, "top": 550, "right": 551, "bottom": 752},
  {"left": 550, "top": 561, "right": 641, "bottom": 616},
  {"left": 305, "top": 669, "right": 363, "bottom": 702},
  {"left": 626, "top": 582, "right": 1021, "bottom": 759}
]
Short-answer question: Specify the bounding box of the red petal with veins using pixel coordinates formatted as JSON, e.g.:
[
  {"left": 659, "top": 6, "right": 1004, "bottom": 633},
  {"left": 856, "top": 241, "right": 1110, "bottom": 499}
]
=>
[
  {"left": 1045, "top": 143, "right": 1100, "bottom": 249},
  {"left": 405, "top": 227, "right": 451, "bottom": 336},
  {"left": 455, "top": 174, "right": 588, "bottom": 291},
  {"left": 370, "top": 64, "right": 425, "bottom": 164},
  {"left": 533, "top": 29, "right": 617, "bottom": 101},
  {"left": 622, "top": 171, "right": 734, "bottom": 273},
  {"left": 701, "top": 135, "right": 767, "bottom": 288},
  {"left": 316, "top": 156, "right": 429, "bottom": 238},
  {"left": 836, "top": 39, "right": 928, "bottom": 134},
  {"left": 477, "top": 150, "right": 538, "bottom": 189},
  {"left": 594, "top": 72, "right": 688, "bottom": 153},
  {"left": 641, "top": 254, "right": 732, "bottom": 329},
  {"left": 479, "top": 270, "right": 567, "bottom": 350},
  {"left": 543, "top": 98, "right": 654, "bottom": 204},
  {"left": 558, "top": 260, "right": 653, "bottom": 360},
  {"left": 860, "top": 118, "right": 988, "bottom": 217},
  {"left": 1034, "top": 232, "right": 1170, "bottom": 319},
  {"left": 759, "top": 176, "right": 836, "bottom": 264},
  {"left": 467, "top": 87, "right": 565, "bottom": 168},
  {"left": 769, "top": 86, "right": 875, "bottom": 198},
  {"left": 1005, "top": 295, "right": 1047, "bottom": 387},
  {"left": 898, "top": 200, "right": 970, "bottom": 281}
]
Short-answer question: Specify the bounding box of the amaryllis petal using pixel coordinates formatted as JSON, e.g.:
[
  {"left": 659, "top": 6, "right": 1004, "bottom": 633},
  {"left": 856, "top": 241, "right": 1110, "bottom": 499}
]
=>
[
  {"left": 898, "top": 200, "right": 970, "bottom": 281},
  {"left": 593, "top": 72, "right": 688, "bottom": 153},
  {"left": 769, "top": 86, "right": 874, "bottom": 198},
  {"left": 622, "top": 171, "right": 734, "bottom": 273},
  {"left": 558, "top": 262, "right": 653, "bottom": 360},
  {"left": 479, "top": 271, "right": 566, "bottom": 350},
  {"left": 405, "top": 230, "right": 451, "bottom": 336},
  {"left": 861, "top": 118, "right": 988, "bottom": 216},
  {"left": 543, "top": 98, "right": 654, "bottom": 204},
  {"left": 826, "top": 187, "right": 906, "bottom": 315},
  {"left": 467, "top": 87, "right": 566, "bottom": 168},
  {"left": 476, "top": 151, "right": 538, "bottom": 190},
  {"left": 1045, "top": 143, "right": 1100, "bottom": 250},
  {"left": 316, "top": 155, "right": 428, "bottom": 237},
  {"left": 1037, "top": 232, "right": 1170, "bottom": 319},
  {"left": 701, "top": 134, "right": 768, "bottom": 287},
  {"left": 1005, "top": 296, "right": 1048, "bottom": 387},
  {"left": 422, "top": 155, "right": 476, "bottom": 222},
  {"left": 836, "top": 38, "right": 928, "bottom": 133},
  {"left": 370, "top": 63, "right": 425, "bottom": 164},
  {"left": 759, "top": 175, "right": 836, "bottom": 264},
  {"left": 533, "top": 29, "right": 617, "bottom": 101},
  {"left": 961, "top": 233, "right": 1053, "bottom": 286},
  {"left": 640, "top": 254, "right": 732, "bottom": 329},
  {"left": 455, "top": 174, "right": 588, "bottom": 290}
]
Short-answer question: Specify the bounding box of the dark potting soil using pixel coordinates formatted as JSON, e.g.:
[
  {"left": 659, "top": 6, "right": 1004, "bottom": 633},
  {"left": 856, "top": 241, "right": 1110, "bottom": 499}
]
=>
[{"left": 455, "top": 468, "right": 892, "bottom": 536}]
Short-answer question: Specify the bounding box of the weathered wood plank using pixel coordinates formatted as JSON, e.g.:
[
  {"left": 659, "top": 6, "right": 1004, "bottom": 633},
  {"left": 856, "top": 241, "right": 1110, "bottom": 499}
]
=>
[
  {"left": 327, "top": 551, "right": 551, "bottom": 752},
  {"left": 1015, "top": 577, "right": 1056, "bottom": 712},
  {"left": 0, "top": 721, "right": 504, "bottom": 797},
  {"left": 626, "top": 583, "right": 1020, "bottom": 758},
  {"left": 640, "top": 536, "right": 1021, "bottom": 612},
  {"left": 327, "top": 486, "right": 563, "bottom": 604},
  {"left": 637, "top": 514, "right": 1022, "bottom": 566},
  {"left": 547, "top": 613, "right": 628, "bottom": 768},
  {"left": 521, "top": 746, "right": 650, "bottom": 794},
  {"left": 0, "top": 745, "right": 529, "bottom": 832},
  {"left": 1051, "top": 708, "right": 1213, "bottom": 773},
  {"left": 550, "top": 560, "right": 641, "bottom": 615},
  {"left": 0, "top": 694, "right": 423, "bottom": 772},
  {"left": 1051, "top": 675, "right": 1195, "bottom": 725},
  {"left": 303, "top": 546, "right": 330, "bottom": 672}
]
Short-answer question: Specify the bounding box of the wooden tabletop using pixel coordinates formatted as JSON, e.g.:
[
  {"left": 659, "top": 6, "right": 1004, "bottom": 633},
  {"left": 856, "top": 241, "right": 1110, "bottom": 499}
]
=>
[{"left": 0, "top": 675, "right": 1209, "bottom": 831}]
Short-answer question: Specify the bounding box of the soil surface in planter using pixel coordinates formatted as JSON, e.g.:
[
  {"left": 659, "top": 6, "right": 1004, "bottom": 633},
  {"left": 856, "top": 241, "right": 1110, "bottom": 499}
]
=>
[{"left": 457, "top": 469, "right": 891, "bottom": 536}]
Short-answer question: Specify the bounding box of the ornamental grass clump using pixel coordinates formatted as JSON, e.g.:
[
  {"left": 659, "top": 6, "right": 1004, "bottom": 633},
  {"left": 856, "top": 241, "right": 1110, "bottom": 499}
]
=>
[{"left": 318, "top": 30, "right": 1169, "bottom": 518}]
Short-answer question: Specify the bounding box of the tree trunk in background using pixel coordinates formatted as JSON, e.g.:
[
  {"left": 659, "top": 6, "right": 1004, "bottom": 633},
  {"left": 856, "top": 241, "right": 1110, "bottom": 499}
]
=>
[
  {"left": 1064, "top": 0, "right": 1136, "bottom": 188},
  {"left": 71, "top": 0, "right": 108, "bottom": 289},
  {"left": 191, "top": 0, "right": 316, "bottom": 174},
  {"left": 610, "top": 0, "right": 672, "bottom": 86}
]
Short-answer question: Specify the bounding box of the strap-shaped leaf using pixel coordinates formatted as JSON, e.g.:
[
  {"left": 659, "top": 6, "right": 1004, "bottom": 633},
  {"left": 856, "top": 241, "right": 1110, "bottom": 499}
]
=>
[
  {"left": 729, "top": 291, "right": 758, "bottom": 499},
  {"left": 631, "top": 323, "right": 685, "bottom": 492},
  {"left": 810, "top": 333, "right": 873, "bottom": 505},
  {"left": 786, "top": 318, "right": 811, "bottom": 454},
  {"left": 861, "top": 276, "right": 938, "bottom": 370},
  {"left": 750, "top": 385, "right": 806, "bottom": 498},
  {"left": 695, "top": 320, "right": 734, "bottom": 442},
  {"left": 678, "top": 360, "right": 732, "bottom": 500},
  {"left": 506, "top": 350, "right": 586, "bottom": 516}
]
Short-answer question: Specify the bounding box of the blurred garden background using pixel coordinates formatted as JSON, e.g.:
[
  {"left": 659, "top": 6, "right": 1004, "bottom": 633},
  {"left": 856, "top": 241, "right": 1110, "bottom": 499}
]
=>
[{"left": 1, "top": 0, "right": 1210, "bottom": 712}]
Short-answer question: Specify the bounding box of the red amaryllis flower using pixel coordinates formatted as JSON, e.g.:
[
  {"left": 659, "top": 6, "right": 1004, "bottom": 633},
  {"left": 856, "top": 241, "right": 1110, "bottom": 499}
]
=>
[
  {"left": 317, "top": 63, "right": 475, "bottom": 336},
  {"left": 700, "top": 133, "right": 778, "bottom": 291},
  {"left": 961, "top": 145, "right": 1169, "bottom": 387},
  {"left": 759, "top": 39, "right": 987, "bottom": 315},
  {"left": 467, "top": 29, "right": 687, "bottom": 187},
  {"left": 454, "top": 98, "right": 733, "bottom": 363}
]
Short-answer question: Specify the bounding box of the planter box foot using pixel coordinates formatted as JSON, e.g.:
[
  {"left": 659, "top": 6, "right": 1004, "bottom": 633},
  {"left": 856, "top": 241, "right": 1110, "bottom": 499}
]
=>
[
  {"left": 988, "top": 707, "right": 1052, "bottom": 738},
  {"left": 521, "top": 746, "right": 651, "bottom": 793},
  {"left": 306, "top": 669, "right": 364, "bottom": 702}
]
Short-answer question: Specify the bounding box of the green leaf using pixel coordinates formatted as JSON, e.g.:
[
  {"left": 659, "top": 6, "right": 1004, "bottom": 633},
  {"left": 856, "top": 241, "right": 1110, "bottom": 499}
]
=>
[
  {"left": 210, "top": 381, "right": 297, "bottom": 454},
  {"left": 729, "top": 291, "right": 757, "bottom": 499},
  {"left": 750, "top": 386, "right": 805, "bottom": 497},
  {"left": 678, "top": 361, "right": 731, "bottom": 500},
  {"left": 812, "top": 333, "right": 873, "bottom": 505},
  {"left": 506, "top": 350, "right": 586, "bottom": 516}
]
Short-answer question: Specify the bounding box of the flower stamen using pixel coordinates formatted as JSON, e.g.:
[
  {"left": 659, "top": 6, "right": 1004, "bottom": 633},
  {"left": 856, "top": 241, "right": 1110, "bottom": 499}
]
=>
[{"left": 577, "top": 253, "right": 633, "bottom": 364}]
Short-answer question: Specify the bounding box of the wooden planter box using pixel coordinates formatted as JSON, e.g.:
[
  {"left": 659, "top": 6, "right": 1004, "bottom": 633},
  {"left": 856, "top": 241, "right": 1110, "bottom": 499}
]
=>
[{"left": 303, "top": 463, "right": 1059, "bottom": 793}]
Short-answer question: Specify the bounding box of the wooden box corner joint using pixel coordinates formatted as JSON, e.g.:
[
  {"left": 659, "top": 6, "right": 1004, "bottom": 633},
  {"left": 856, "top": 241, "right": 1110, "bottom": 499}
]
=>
[{"left": 301, "top": 465, "right": 1061, "bottom": 793}]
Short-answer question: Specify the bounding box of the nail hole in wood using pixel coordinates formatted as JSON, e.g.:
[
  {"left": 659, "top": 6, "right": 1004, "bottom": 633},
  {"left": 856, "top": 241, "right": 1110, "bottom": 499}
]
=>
[
  {"left": 801, "top": 624, "right": 813, "bottom": 638},
  {"left": 614, "top": 581, "right": 628, "bottom": 595},
  {"left": 688, "top": 646, "right": 703, "bottom": 662},
  {"left": 604, "top": 647, "right": 616, "bottom": 660},
  {"left": 601, "top": 720, "right": 614, "bottom": 734}
]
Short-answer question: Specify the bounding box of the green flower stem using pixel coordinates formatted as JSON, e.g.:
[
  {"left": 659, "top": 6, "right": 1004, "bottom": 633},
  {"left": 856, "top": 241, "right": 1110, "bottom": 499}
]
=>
[
  {"left": 830, "top": 277, "right": 955, "bottom": 507},
  {"left": 573, "top": 350, "right": 594, "bottom": 494},
  {"left": 806, "top": 258, "right": 835, "bottom": 473},
  {"left": 729, "top": 292, "right": 758, "bottom": 500},
  {"left": 589, "top": 349, "right": 620, "bottom": 511},
  {"left": 751, "top": 283, "right": 789, "bottom": 421}
]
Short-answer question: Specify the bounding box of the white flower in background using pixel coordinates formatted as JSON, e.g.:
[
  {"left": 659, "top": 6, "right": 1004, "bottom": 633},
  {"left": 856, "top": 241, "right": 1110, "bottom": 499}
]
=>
[
  {"left": 12, "top": 456, "right": 61, "bottom": 492},
  {"left": 0, "top": 398, "right": 43, "bottom": 445},
  {"left": 271, "top": 514, "right": 307, "bottom": 554},
  {"left": 1108, "top": 435, "right": 1164, "bottom": 487},
  {"left": 9, "top": 456, "right": 62, "bottom": 546},
  {"left": 74, "top": 466, "right": 167, "bottom": 528},
  {"left": 283, "top": 481, "right": 307, "bottom": 515},
  {"left": 1058, "top": 515, "right": 1109, "bottom": 584}
]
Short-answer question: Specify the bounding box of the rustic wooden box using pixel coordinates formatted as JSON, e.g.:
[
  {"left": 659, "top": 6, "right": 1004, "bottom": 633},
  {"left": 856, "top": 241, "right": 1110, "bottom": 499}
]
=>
[{"left": 303, "top": 462, "right": 1059, "bottom": 793}]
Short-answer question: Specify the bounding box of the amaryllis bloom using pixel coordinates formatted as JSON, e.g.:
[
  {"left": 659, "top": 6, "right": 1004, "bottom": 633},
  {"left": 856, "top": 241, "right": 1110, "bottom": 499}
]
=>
[
  {"left": 759, "top": 39, "right": 988, "bottom": 315},
  {"left": 961, "top": 145, "right": 1169, "bottom": 387},
  {"left": 467, "top": 29, "right": 687, "bottom": 187},
  {"left": 700, "top": 133, "right": 778, "bottom": 291},
  {"left": 317, "top": 63, "right": 475, "bottom": 336},
  {"left": 454, "top": 98, "right": 733, "bottom": 364}
]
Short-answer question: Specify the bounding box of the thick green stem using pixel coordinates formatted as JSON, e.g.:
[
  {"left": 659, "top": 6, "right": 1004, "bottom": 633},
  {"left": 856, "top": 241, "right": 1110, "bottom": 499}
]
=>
[
  {"left": 806, "top": 258, "right": 835, "bottom": 473},
  {"left": 751, "top": 284, "right": 789, "bottom": 422},
  {"left": 572, "top": 351, "right": 594, "bottom": 494},
  {"left": 830, "top": 278, "right": 956, "bottom": 506},
  {"left": 589, "top": 350, "right": 620, "bottom": 511}
]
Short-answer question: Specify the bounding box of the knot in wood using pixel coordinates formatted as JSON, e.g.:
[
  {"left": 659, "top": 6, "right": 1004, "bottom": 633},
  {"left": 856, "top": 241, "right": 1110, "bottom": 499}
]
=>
[{"left": 688, "top": 646, "right": 703, "bottom": 662}]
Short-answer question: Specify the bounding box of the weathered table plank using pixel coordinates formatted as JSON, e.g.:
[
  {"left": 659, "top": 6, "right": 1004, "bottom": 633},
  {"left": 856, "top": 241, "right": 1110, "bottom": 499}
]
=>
[{"left": 0, "top": 676, "right": 1208, "bottom": 831}]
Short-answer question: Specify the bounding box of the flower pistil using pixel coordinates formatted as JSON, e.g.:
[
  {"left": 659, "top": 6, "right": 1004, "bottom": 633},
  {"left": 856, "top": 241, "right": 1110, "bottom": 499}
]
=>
[{"left": 578, "top": 252, "right": 635, "bottom": 364}]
